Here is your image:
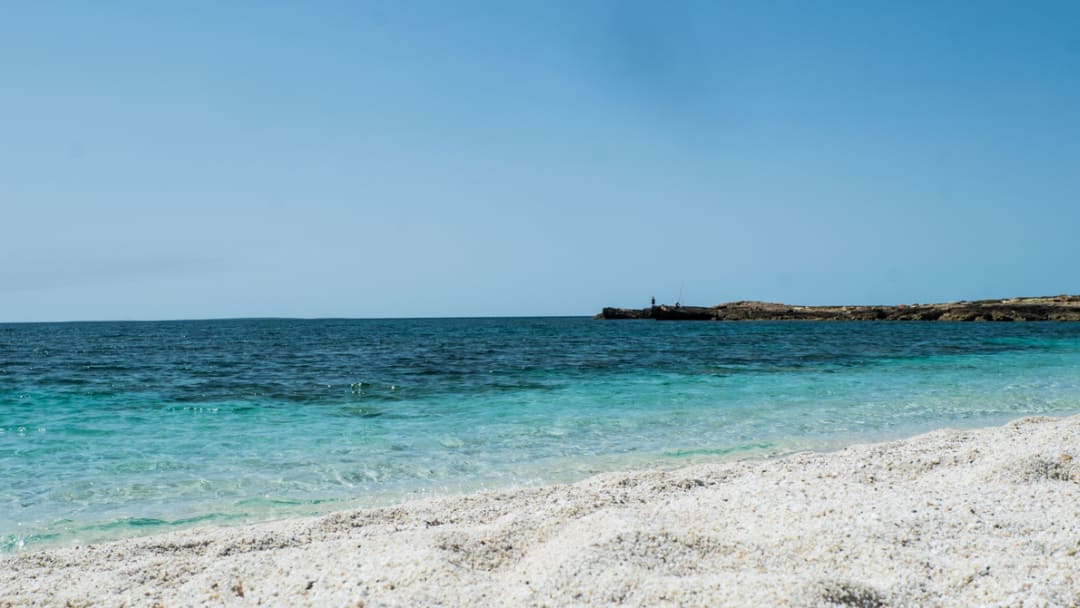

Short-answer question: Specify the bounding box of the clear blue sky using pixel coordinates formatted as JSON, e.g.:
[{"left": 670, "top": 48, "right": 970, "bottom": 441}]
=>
[{"left": 3, "top": 1, "right": 1078, "bottom": 321}]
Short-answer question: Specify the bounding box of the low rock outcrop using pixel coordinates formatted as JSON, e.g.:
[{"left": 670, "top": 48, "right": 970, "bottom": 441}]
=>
[{"left": 596, "top": 295, "right": 1080, "bottom": 321}]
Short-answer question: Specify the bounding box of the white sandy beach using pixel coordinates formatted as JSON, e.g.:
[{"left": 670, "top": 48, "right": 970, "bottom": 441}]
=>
[{"left": 3, "top": 414, "right": 1079, "bottom": 607}]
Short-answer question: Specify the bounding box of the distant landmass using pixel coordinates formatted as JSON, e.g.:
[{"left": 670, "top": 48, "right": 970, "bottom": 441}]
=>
[{"left": 597, "top": 295, "right": 1080, "bottom": 321}]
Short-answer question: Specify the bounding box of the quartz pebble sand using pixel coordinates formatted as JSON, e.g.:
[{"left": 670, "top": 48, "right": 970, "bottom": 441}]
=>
[{"left": 3, "top": 415, "right": 1080, "bottom": 607}]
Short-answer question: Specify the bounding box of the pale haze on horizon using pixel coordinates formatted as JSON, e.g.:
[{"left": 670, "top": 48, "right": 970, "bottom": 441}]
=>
[{"left": 2, "top": 1, "right": 1079, "bottom": 322}]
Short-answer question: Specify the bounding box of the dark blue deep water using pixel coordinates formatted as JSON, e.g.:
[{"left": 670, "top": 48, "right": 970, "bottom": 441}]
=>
[{"left": 3, "top": 318, "right": 1080, "bottom": 550}]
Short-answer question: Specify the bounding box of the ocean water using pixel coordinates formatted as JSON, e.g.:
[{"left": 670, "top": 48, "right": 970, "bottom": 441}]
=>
[{"left": 2, "top": 318, "right": 1080, "bottom": 552}]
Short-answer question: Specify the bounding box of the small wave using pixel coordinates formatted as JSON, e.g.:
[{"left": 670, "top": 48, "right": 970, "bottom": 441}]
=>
[
  {"left": 333, "top": 406, "right": 384, "bottom": 418},
  {"left": 662, "top": 442, "right": 776, "bottom": 459}
]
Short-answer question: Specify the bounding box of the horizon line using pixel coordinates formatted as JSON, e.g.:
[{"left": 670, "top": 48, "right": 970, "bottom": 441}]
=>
[{"left": 0, "top": 314, "right": 596, "bottom": 325}]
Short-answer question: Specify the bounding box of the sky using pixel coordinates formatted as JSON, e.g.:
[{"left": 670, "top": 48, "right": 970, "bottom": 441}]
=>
[{"left": 2, "top": 1, "right": 1079, "bottom": 321}]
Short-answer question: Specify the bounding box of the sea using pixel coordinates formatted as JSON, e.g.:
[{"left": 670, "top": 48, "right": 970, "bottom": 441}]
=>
[{"left": 3, "top": 317, "right": 1080, "bottom": 552}]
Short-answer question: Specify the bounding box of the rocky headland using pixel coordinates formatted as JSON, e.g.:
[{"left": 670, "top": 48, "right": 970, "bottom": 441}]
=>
[{"left": 597, "top": 295, "right": 1080, "bottom": 321}]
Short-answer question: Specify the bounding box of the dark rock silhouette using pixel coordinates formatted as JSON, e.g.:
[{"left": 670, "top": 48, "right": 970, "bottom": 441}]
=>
[{"left": 596, "top": 295, "right": 1080, "bottom": 321}]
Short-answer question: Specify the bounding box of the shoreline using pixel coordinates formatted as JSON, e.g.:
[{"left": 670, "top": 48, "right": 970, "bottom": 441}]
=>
[
  {"left": 6, "top": 411, "right": 1049, "bottom": 555},
  {"left": 4, "top": 414, "right": 1080, "bottom": 606}
]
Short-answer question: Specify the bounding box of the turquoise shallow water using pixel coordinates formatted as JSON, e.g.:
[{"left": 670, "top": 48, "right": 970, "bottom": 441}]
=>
[{"left": 2, "top": 318, "right": 1080, "bottom": 551}]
